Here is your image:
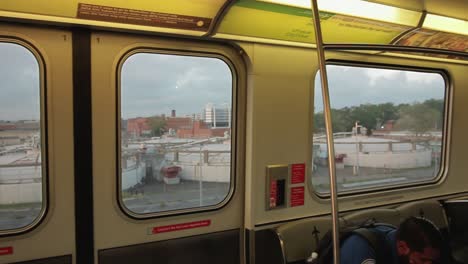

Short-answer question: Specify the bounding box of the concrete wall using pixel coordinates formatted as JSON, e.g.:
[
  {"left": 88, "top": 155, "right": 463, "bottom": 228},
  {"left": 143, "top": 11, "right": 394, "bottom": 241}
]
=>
[
  {"left": 0, "top": 182, "right": 42, "bottom": 204},
  {"left": 343, "top": 150, "right": 432, "bottom": 169},
  {"left": 178, "top": 164, "right": 230, "bottom": 183},
  {"left": 121, "top": 162, "right": 230, "bottom": 190},
  {"left": 121, "top": 166, "right": 145, "bottom": 190}
]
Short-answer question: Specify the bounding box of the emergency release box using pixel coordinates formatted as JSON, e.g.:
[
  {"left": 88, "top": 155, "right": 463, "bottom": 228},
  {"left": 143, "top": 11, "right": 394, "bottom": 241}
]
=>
[{"left": 266, "top": 165, "right": 289, "bottom": 210}]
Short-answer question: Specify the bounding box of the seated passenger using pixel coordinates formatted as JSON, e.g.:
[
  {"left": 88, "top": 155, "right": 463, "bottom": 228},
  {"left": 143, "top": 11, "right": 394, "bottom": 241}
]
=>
[{"left": 340, "top": 217, "right": 446, "bottom": 264}]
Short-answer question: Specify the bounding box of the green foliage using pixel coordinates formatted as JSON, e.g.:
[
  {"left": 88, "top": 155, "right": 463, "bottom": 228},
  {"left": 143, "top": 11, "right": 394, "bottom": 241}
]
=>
[
  {"left": 395, "top": 103, "right": 441, "bottom": 135},
  {"left": 313, "top": 99, "right": 443, "bottom": 134},
  {"left": 422, "top": 99, "right": 444, "bottom": 129},
  {"left": 313, "top": 112, "right": 325, "bottom": 133},
  {"left": 148, "top": 115, "right": 167, "bottom": 137}
]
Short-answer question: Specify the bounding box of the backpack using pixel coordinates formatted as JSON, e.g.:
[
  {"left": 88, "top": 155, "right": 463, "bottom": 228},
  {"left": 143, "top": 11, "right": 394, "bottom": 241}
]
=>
[{"left": 306, "top": 219, "right": 396, "bottom": 264}]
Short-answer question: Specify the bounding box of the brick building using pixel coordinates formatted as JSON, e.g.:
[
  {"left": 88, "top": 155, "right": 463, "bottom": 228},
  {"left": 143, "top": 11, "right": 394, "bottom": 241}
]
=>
[
  {"left": 177, "top": 120, "right": 229, "bottom": 139},
  {"left": 127, "top": 117, "right": 151, "bottom": 138},
  {"left": 166, "top": 117, "right": 192, "bottom": 131}
]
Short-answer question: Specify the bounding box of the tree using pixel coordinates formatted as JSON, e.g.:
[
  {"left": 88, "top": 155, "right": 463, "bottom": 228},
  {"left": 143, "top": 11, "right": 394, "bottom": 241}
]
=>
[
  {"left": 313, "top": 99, "right": 442, "bottom": 135},
  {"left": 313, "top": 112, "right": 325, "bottom": 133},
  {"left": 395, "top": 103, "right": 441, "bottom": 135},
  {"left": 378, "top": 102, "right": 399, "bottom": 124},
  {"left": 148, "top": 115, "right": 166, "bottom": 137},
  {"left": 422, "top": 99, "right": 444, "bottom": 129},
  {"left": 332, "top": 107, "right": 352, "bottom": 133},
  {"left": 349, "top": 104, "right": 379, "bottom": 131}
]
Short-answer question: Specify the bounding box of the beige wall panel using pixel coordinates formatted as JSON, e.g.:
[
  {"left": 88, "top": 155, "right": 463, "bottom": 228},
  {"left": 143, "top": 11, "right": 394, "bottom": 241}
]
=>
[
  {"left": 239, "top": 41, "right": 468, "bottom": 226},
  {"left": 252, "top": 43, "right": 316, "bottom": 78},
  {"left": 91, "top": 32, "right": 245, "bottom": 253},
  {"left": 444, "top": 65, "right": 468, "bottom": 189},
  {"left": 249, "top": 74, "right": 314, "bottom": 225},
  {"left": 0, "top": 24, "right": 75, "bottom": 263},
  {"left": 241, "top": 43, "right": 255, "bottom": 229}
]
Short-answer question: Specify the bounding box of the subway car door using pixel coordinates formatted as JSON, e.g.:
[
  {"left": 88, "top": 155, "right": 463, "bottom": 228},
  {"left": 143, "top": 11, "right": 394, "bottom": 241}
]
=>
[
  {"left": 91, "top": 31, "right": 246, "bottom": 264},
  {"left": 0, "top": 23, "right": 75, "bottom": 263}
]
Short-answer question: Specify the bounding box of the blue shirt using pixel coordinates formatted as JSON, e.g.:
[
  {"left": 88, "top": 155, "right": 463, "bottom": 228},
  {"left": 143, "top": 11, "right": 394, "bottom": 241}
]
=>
[{"left": 340, "top": 225, "right": 398, "bottom": 264}]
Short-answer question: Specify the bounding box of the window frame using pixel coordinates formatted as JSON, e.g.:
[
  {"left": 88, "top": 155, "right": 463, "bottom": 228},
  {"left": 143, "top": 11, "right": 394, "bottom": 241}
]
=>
[
  {"left": 310, "top": 60, "right": 451, "bottom": 198},
  {"left": 0, "top": 37, "right": 48, "bottom": 236},
  {"left": 116, "top": 47, "right": 238, "bottom": 219}
]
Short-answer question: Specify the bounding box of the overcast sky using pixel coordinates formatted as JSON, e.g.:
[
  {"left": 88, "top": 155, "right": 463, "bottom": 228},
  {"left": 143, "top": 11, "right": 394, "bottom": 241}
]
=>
[
  {"left": 0, "top": 43, "right": 40, "bottom": 121},
  {"left": 314, "top": 65, "right": 445, "bottom": 112},
  {"left": 121, "top": 53, "right": 233, "bottom": 119},
  {"left": 0, "top": 44, "right": 446, "bottom": 121}
]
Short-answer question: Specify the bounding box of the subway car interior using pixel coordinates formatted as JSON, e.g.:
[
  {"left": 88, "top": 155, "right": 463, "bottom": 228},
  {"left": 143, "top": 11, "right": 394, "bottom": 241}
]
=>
[{"left": 0, "top": 0, "right": 467, "bottom": 263}]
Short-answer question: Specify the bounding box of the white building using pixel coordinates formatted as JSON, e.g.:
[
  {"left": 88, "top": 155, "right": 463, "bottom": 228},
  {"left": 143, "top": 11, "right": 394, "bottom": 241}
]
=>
[
  {"left": 203, "top": 103, "right": 231, "bottom": 128},
  {"left": 316, "top": 135, "right": 434, "bottom": 169}
]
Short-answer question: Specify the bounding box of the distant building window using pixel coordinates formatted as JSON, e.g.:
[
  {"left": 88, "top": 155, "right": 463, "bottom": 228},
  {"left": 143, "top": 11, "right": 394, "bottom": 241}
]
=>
[
  {"left": 119, "top": 52, "right": 234, "bottom": 216},
  {"left": 313, "top": 65, "right": 446, "bottom": 194},
  {"left": 0, "top": 42, "right": 44, "bottom": 232},
  {"left": 203, "top": 103, "right": 231, "bottom": 128}
]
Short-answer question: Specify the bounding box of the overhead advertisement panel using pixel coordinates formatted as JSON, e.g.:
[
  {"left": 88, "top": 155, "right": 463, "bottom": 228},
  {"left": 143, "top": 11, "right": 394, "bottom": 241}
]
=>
[
  {"left": 396, "top": 29, "right": 468, "bottom": 52},
  {"left": 0, "top": 0, "right": 225, "bottom": 32},
  {"left": 394, "top": 29, "right": 468, "bottom": 60},
  {"left": 76, "top": 3, "right": 212, "bottom": 31},
  {"left": 217, "top": 0, "right": 412, "bottom": 45}
]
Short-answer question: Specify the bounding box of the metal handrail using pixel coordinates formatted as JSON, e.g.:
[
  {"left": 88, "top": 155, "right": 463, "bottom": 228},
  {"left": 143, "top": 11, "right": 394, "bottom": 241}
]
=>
[
  {"left": 310, "top": 0, "right": 340, "bottom": 263},
  {"left": 323, "top": 44, "right": 468, "bottom": 58}
]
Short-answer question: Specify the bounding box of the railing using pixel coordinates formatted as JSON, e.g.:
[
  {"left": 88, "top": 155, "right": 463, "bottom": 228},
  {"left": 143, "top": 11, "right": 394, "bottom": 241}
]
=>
[
  {"left": 0, "top": 164, "right": 42, "bottom": 184},
  {"left": 0, "top": 163, "right": 41, "bottom": 168},
  {"left": 0, "top": 178, "right": 41, "bottom": 184},
  {"left": 170, "top": 150, "right": 230, "bottom": 164},
  {"left": 121, "top": 150, "right": 231, "bottom": 169},
  {"left": 328, "top": 141, "right": 431, "bottom": 153},
  {"left": 313, "top": 132, "right": 352, "bottom": 140}
]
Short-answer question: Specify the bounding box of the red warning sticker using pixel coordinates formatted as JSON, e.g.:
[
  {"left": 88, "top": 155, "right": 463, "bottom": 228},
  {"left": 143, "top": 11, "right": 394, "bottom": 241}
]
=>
[
  {"left": 291, "top": 163, "right": 305, "bottom": 184},
  {"left": 291, "top": 186, "right": 305, "bottom": 207},
  {"left": 0, "top": 246, "right": 13, "bottom": 256},
  {"left": 152, "top": 220, "right": 211, "bottom": 234}
]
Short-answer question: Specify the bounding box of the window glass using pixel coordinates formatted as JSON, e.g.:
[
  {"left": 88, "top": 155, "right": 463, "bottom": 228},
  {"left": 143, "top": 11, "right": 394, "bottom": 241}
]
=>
[
  {"left": 120, "top": 53, "right": 233, "bottom": 215},
  {"left": 313, "top": 65, "right": 445, "bottom": 193},
  {"left": 0, "top": 42, "right": 43, "bottom": 230}
]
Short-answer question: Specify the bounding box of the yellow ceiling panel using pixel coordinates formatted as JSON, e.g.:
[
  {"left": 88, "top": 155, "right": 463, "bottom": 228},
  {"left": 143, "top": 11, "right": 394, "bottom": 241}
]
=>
[
  {"left": 0, "top": 0, "right": 465, "bottom": 58},
  {"left": 218, "top": 5, "right": 316, "bottom": 43},
  {"left": 0, "top": 0, "right": 78, "bottom": 17},
  {"left": 217, "top": 0, "right": 412, "bottom": 44},
  {"left": 423, "top": 14, "right": 468, "bottom": 36},
  {"left": 0, "top": 0, "right": 225, "bottom": 17},
  {"left": 321, "top": 15, "right": 412, "bottom": 44},
  {"left": 0, "top": 0, "right": 226, "bottom": 32},
  {"left": 260, "top": 0, "right": 421, "bottom": 26}
]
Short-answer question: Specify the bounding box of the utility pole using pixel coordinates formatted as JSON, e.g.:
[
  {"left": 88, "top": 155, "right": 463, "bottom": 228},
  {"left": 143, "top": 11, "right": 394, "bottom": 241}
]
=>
[{"left": 353, "top": 121, "right": 360, "bottom": 176}]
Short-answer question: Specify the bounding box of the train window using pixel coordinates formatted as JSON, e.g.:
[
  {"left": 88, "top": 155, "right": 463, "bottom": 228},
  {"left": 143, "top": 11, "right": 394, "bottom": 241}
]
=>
[
  {"left": 119, "top": 52, "right": 234, "bottom": 216},
  {"left": 0, "top": 42, "right": 44, "bottom": 231},
  {"left": 313, "top": 64, "right": 446, "bottom": 194}
]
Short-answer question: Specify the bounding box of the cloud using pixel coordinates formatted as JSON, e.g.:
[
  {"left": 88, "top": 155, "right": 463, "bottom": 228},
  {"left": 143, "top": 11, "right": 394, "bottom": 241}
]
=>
[
  {"left": 364, "top": 68, "right": 401, "bottom": 86},
  {"left": 0, "top": 44, "right": 445, "bottom": 121},
  {"left": 120, "top": 53, "right": 232, "bottom": 118},
  {"left": 175, "top": 67, "right": 211, "bottom": 89},
  {"left": 0, "top": 43, "right": 40, "bottom": 121},
  {"left": 405, "top": 71, "right": 444, "bottom": 84},
  {"left": 363, "top": 67, "right": 444, "bottom": 86},
  {"left": 314, "top": 65, "right": 445, "bottom": 111}
]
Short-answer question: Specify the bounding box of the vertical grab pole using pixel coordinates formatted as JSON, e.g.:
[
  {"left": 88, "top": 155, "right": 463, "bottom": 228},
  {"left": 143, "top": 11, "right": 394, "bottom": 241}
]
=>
[{"left": 310, "top": 0, "right": 340, "bottom": 263}]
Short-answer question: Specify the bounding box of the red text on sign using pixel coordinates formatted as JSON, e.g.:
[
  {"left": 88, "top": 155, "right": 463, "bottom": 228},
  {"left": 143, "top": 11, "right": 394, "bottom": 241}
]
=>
[
  {"left": 291, "top": 163, "right": 305, "bottom": 184},
  {"left": 291, "top": 186, "right": 305, "bottom": 207},
  {"left": 0, "top": 247, "right": 13, "bottom": 256},
  {"left": 152, "top": 220, "right": 211, "bottom": 234}
]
